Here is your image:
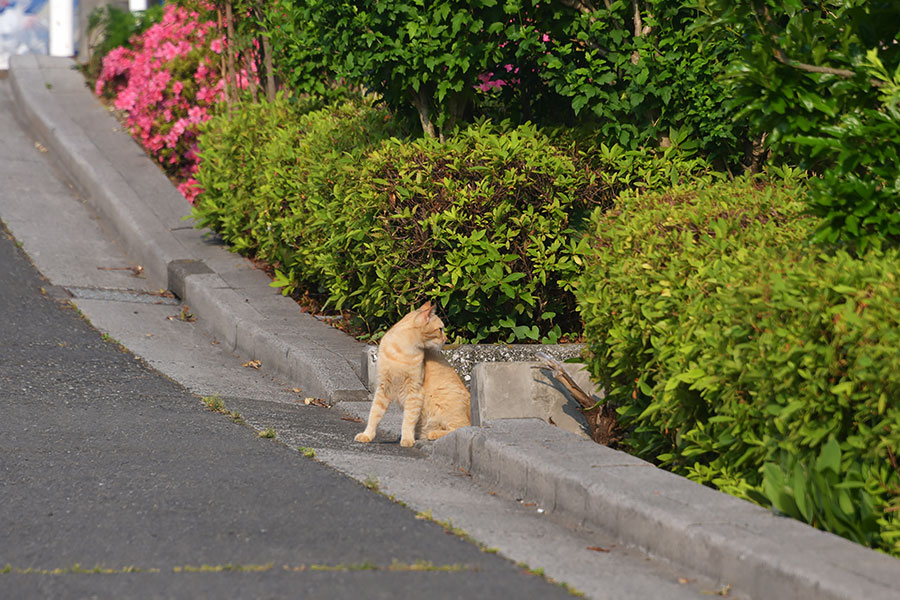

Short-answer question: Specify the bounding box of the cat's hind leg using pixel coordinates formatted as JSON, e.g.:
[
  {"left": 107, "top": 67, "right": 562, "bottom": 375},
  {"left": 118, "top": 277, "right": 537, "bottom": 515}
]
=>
[
  {"left": 355, "top": 387, "right": 389, "bottom": 443},
  {"left": 426, "top": 429, "right": 452, "bottom": 441}
]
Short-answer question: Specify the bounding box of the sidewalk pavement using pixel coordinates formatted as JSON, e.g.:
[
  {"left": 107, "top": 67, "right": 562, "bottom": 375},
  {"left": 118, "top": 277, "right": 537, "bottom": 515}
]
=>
[{"left": 8, "top": 54, "right": 900, "bottom": 600}]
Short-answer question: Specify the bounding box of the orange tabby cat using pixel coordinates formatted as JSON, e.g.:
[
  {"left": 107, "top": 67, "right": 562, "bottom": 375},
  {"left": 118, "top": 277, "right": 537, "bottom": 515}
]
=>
[
  {"left": 419, "top": 346, "right": 470, "bottom": 441},
  {"left": 354, "top": 301, "right": 470, "bottom": 447}
]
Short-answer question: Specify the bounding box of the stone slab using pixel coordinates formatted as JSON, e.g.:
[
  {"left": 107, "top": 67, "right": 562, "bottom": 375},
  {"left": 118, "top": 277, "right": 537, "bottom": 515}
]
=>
[{"left": 469, "top": 361, "right": 604, "bottom": 438}]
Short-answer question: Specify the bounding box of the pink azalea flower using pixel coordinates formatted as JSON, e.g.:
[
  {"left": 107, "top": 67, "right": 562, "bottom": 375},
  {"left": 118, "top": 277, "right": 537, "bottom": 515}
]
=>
[{"left": 94, "top": 2, "right": 227, "bottom": 202}]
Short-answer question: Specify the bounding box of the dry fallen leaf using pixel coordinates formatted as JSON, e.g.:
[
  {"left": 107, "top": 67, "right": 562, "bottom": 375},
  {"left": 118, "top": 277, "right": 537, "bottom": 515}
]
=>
[
  {"left": 702, "top": 584, "right": 732, "bottom": 597},
  {"left": 340, "top": 415, "right": 363, "bottom": 423},
  {"left": 97, "top": 265, "right": 144, "bottom": 277},
  {"left": 677, "top": 577, "right": 694, "bottom": 585},
  {"left": 168, "top": 306, "right": 195, "bottom": 322},
  {"left": 586, "top": 546, "right": 610, "bottom": 553},
  {"left": 34, "top": 141, "right": 47, "bottom": 153},
  {"left": 242, "top": 359, "right": 262, "bottom": 369},
  {"left": 303, "top": 397, "right": 331, "bottom": 408}
]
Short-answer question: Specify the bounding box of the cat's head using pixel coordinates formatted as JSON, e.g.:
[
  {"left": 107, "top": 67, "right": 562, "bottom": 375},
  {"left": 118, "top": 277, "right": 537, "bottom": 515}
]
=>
[{"left": 395, "top": 301, "right": 446, "bottom": 350}]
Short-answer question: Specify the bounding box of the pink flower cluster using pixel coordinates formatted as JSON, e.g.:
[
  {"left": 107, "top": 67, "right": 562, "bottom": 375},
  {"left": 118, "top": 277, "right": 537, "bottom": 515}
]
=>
[
  {"left": 94, "top": 3, "right": 232, "bottom": 203},
  {"left": 476, "top": 64, "right": 521, "bottom": 92}
]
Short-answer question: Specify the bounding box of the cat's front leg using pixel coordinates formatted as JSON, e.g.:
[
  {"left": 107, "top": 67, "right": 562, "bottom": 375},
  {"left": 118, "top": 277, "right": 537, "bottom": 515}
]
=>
[
  {"left": 399, "top": 389, "right": 424, "bottom": 448},
  {"left": 355, "top": 387, "right": 389, "bottom": 443}
]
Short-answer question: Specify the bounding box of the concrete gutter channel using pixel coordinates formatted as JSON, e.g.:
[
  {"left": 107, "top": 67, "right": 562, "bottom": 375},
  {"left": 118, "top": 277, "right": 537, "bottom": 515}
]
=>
[{"left": 8, "top": 54, "right": 898, "bottom": 599}]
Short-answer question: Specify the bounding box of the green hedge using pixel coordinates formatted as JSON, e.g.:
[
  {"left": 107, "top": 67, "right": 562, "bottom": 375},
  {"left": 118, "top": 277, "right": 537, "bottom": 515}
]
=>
[
  {"left": 576, "top": 178, "right": 900, "bottom": 554},
  {"left": 319, "top": 120, "right": 614, "bottom": 343},
  {"left": 193, "top": 97, "right": 713, "bottom": 343},
  {"left": 193, "top": 99, "right": 609, "bottom": 342},
  {"left": 191, "top": 96, "right": 400, "bottom": 281}
]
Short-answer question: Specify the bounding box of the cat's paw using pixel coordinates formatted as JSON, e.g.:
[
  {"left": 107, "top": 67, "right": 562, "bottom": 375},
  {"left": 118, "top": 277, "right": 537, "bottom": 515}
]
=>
[
  {"left": 399, "top": 437, "right": 415, "bottom": 448},
  {"left": 354, "top": 432, "right": 373, "bottom": 443}
]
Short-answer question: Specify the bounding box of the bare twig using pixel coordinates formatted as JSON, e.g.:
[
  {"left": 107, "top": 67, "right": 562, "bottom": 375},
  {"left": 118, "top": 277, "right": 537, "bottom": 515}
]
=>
[
  {"left": 535, "top": 352, "right": 623, "bottom": 446},
  {"left": 536, "top": 352, "right": 594, "bottom": 410},
  {"left": 560, "top": 0, "right": 604, "bottom": 15},
  {"left": 771, "top": 48, "right": 883, "bottom": 87},
  {"left": 261, "top": 33, "right": 276, "bottom": 101},
  {"left": 217, "top": 8, "right": 229, "bottom": 110},
  {"left": 632, "top": 0, "right": 643, "bottom": 38},
  {"left": 225, "top": 0, "right": 239, "bottom": 107},
  {"left": 97, "top": 265, "right": 144, "bottom": 277},
  {"left": 630, "top": 1, "right": 652, "bottom": 64},
  {"left": 757, "top": 5, "right": 883, "bottom": 88}
]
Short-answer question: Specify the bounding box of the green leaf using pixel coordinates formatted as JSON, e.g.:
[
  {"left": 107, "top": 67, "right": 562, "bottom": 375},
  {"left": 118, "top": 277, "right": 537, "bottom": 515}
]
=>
[
  {"left": 791, "top": 462, "right": 811, "bottom": 522},
  {"left": 830, "top": 381, "right": 853, "bottom": 396},
  {"left": 816, "top": 438, "right": 841, "bottom": 475}
]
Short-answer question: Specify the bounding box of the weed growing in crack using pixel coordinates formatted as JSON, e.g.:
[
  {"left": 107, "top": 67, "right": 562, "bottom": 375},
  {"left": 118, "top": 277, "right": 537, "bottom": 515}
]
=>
[
  {"left": 201, "top": 395, "right": 245, "bottom": 424},
  {"left": 202, "top": 395, "right": 226, "bottom": 413},
  {"left": 516, "top": 562, "right": 585, "bottom": 598}
]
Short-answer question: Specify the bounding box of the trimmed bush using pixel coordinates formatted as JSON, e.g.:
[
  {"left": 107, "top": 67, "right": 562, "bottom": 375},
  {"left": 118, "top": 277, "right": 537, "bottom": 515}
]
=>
[
  {"left": 193, "top": 97, "right": 715, "bottom": 342},
  {"left": 192, "top": 96, "right": 397, "bottom": 274},
  {"left": 576, "top": 178, "right": 900, "bottom": 554},
  {"left": 319, "top": 120, "right": 611, "bottom": 342}
]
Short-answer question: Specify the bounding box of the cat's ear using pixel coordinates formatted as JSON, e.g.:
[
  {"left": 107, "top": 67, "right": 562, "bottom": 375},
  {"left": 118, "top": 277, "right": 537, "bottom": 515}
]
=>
[{"left": 414, "top": 301, "right": 434, "bottom": 324}]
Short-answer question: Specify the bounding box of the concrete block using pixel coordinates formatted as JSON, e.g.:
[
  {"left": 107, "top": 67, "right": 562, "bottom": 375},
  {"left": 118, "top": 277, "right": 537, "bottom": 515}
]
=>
[
  {"left": 167, "top": 259, "right": 213, "bottom": 300},
  {"left": 362, "top": 345, "right": 378, "bottom": 390},
  {"left": 493, "top": 437, "right": 529, "bottom": 499},
  {"left": 551, "top": 471, "right": 588, "bottom": 527},
  {"left": 470, "top": 361, "right": 604, "bottom": 438},
  {"left": 436, "top": 425, "right": 473, "bottom": 472}
]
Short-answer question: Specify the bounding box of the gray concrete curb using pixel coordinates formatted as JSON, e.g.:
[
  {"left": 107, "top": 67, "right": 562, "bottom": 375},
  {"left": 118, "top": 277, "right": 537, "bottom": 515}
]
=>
[
  {"left": 8, "top": 54, "right": 900, "bottom": 600},
  {"left": 8, "top": 54, "right": 368, "bottom": 403},
  {"left": 434, "top": 420, "right": 900, "bottom": 600}
]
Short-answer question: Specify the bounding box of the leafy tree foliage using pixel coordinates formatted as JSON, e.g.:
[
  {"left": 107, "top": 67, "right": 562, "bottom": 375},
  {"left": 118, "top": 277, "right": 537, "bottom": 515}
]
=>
[
  {"left": 262, "top": 0, "right": 748, "bottom": 166},
  {"left": 505, "top": 0, "right": 747, "bottom": 165},
  {"left": 295, "top": 0, "right": 513, "bottom": 140},
  {"left": 698, "top": 0, "right": 900, "bottom": 248}
]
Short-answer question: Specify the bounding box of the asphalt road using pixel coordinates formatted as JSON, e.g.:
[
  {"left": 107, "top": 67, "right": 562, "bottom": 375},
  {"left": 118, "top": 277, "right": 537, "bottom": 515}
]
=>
[{"left": 0, "top": 223, "right": 573, "bottom": 598}]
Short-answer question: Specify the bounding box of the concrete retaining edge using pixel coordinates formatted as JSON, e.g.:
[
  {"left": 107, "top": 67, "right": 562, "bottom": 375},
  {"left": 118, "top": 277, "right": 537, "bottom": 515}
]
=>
[
  {"left": 8, "top": 54, "right": 368, "bottom": 403},
  {"left": 433, "top": 420, "right": 899, "bottom": 600}
]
